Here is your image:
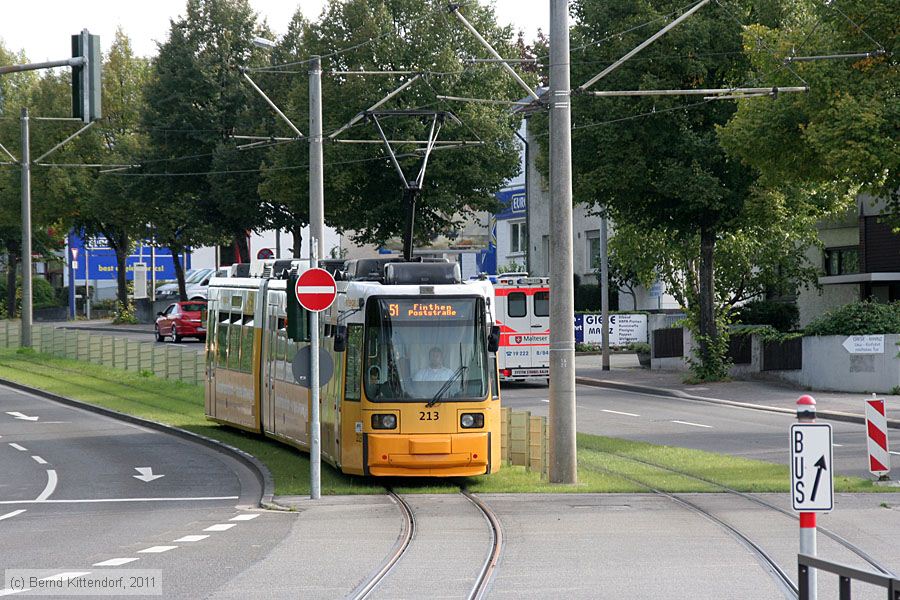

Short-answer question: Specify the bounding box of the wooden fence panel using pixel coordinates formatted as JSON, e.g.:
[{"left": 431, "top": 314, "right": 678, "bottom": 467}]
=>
[{"left": 762, "top": 338, "right": 802, "bottom": 371}]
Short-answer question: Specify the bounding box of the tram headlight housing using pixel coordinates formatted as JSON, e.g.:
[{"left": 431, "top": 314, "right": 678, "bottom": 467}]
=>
[
  {"left": 371, "top": 414, "right": 397, "bottom": 430},
  {"left": 460, "top": 413, "right": 484, "bottom": 429}
]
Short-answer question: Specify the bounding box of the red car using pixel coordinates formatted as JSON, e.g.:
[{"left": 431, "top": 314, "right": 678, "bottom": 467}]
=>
[{"left": 155, "top": 301, "right": 207, "bottom": 343}]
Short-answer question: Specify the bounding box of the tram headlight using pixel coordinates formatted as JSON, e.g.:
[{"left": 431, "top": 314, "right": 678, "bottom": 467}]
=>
[
  {"left": 371, "top": 414, "right": 397, "bottom": 430},
  {"left": 460, "top": 413, "right": 484, "bottom": 429}
]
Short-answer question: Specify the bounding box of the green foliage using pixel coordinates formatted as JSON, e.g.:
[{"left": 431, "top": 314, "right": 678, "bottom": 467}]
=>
[
  {"left": 0, "top": 276, "right": 60, "bottom": 316},
  {"left": 627, "top": 342, "right": 651, "bottom": 355},
  {"left": 261, "top": 0, "right": 529, "bottom": 248},
  {"left": 805, "top": 301, "right": 900, "bottom": 336},
  {"left": 735, "top": 300, "right": 800, "bottom": 332},
  {"left": 719, "top": 0, "right": 898, "bottom": 206},
  {"left": 497, "top": 261, "right": 525, "bottom": 274}
]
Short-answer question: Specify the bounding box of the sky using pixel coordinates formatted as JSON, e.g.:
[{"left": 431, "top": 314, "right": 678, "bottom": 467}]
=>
[{"left": 2, "top": 1, "right": 549, "bottom": 62}]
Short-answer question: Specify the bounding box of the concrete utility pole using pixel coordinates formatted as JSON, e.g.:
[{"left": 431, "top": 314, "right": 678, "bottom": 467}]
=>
[
  {"left": 309, "top": 55, "right": 325, "bottom": 499},
  {"left": 548, "top": 0, "right": 577, "bottom": 484},
  {"left": 600, "top": 216, "right": 610, "bottom": 370},
  {"left": 309, "top": 56, "right": 326, "bottom": 261},
  {"left": 20, "top": 108, "right": 33, "bottom": 347}
]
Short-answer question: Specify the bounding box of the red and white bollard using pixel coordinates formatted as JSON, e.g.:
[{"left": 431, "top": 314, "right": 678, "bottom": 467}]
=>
[{"left": 797, "top": 395, "right": 818, "bottom": 600}]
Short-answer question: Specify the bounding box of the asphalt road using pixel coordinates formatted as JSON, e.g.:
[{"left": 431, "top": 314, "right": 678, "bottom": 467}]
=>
[
  {"left": 501, "top": 381, "right": 890, "bottom": 478},
  {"left": 0, "top": 384, "right": 297, "bottom": 598}
]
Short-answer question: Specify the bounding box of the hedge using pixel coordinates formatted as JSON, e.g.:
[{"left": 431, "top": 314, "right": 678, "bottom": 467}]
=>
[{"left": 804, "top": 301, "right": 900, "bottom": 336}]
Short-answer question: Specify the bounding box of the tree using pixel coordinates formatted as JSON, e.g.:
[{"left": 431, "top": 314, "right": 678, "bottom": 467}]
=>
[
  {"left": 76, "top": 30, "right": 152, "bottom": 308},
  {"left": 260, "top": 0, "right": 530, "bottom": 252},
  {"left": 719, "top": 0, "right": 897, "bottom": 208},
  {"left": 137, "top": 0, "right": 273, "bottom": 297},
  {"left": 0, "top": 45, "right": 73, "bottom": 315},
  {"left": 531, "top": 0, "right": 842, "bottom": 378}
]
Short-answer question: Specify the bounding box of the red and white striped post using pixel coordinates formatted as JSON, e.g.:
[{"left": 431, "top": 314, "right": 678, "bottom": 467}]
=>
[
  {"left": 865, "top": 394, "right": 891, "bottom": 481},
  {"left": 797, "top": 394, "right": 818, "bottom": 600}
]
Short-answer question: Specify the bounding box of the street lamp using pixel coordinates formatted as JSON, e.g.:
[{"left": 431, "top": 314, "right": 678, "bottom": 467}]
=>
[{"left": 252, "top": 36, "right": 276, "bottom": 50}]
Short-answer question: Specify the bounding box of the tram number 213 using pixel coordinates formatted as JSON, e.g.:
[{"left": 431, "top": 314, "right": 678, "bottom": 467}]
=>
[{"left": 419, "top": 411, "right": 440, "bottom": 421}]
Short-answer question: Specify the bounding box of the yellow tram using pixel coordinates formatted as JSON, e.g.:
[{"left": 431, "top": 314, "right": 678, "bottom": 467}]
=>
[{"left": 204, "top": 258, "right": 502, "bottom": 477}]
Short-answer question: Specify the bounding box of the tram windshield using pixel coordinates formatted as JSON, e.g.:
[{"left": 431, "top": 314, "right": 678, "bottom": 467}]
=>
[{"left": 364, "top": 297, "right": 489, "bottom": 402}]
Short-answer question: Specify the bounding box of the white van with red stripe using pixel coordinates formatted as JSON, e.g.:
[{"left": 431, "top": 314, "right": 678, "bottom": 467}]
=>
[{"left": 494, "top": 274, "right": 550, "bottom": 383}]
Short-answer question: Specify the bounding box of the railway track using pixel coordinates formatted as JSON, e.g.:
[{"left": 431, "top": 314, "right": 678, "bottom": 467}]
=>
[
  {"left": 349, "top": 488, "right": 502, "bottom": 600},
  {"left": 583, "top": 450, "right": 896, "bottom": 599}
]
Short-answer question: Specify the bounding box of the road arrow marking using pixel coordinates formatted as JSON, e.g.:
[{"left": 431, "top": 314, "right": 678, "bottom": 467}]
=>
[
  {"left": 133, "top": 467, "right": 165, "bottom": 483},
  {"left": 811, "top": 455, "right": 827, "bottom": 502},
  {"left": 5, "top": 411, "right": 38, "bottom": 421}
]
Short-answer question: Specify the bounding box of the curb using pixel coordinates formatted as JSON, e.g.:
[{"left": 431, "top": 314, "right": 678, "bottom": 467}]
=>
[
  {"left": 575, "top": 376, "right": 900, "bottom": 431},
  {"left": 0, "top": 376, "right": 284, "bottom": 510},
  {"left": 56, "top": 325, "right": 155, "bottom": 335}
]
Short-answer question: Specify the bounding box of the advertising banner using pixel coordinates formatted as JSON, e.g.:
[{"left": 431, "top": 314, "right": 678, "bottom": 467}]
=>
[{"left": 69, "top": 233, "right": 187, "bottom": 281}]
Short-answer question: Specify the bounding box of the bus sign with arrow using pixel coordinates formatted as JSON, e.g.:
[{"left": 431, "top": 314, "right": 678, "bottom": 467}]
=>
[{"left": 790, "top": 423, "right": 834, "bottom": 512}]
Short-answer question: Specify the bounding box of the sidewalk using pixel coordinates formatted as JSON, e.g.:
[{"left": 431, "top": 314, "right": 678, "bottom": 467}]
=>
[
  {"left": 43, "top": 318, "right": 155, "bottom": 334},
  {"left": 575, "top": 354, "right": 900, "bottom": 428}
]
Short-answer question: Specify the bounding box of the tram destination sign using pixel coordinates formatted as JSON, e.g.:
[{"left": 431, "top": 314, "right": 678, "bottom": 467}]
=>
[
  {"left": 790, "top": 423, "right": 834, "bottom": 512},
  {"left": 382, "top": 299, "right": 475, "bottom": 321}
]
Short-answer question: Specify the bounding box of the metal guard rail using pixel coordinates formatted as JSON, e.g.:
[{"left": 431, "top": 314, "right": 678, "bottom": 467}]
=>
[{"left": 799, "top": 554, "right": 900, "bottom": 600}]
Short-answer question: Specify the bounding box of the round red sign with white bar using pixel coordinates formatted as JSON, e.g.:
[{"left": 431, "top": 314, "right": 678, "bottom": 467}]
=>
[{"left": 295, "top": 268, "right": 337, "bottom": 312}]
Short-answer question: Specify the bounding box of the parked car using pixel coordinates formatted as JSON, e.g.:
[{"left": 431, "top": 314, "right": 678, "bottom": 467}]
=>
[
  {"left": 155, "top": 268, "right": 214, "bottom": 302},
  {"left": 155, "top": 301, "right": 207, "bottom": 343}
]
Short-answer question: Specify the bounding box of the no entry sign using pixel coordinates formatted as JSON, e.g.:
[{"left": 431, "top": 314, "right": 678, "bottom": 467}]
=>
[{"left": 295, "top": 268, "right": 337, "bottom": 312}]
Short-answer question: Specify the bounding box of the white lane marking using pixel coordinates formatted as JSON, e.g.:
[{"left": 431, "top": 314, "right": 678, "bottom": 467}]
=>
[
  {"left": 174, "top": 535, "right": 209, "bottom": 542},
  {"left": 93, "top": 558, "right": 138, "bottom": 567},
  {"left": 0, "top": 509, "right": 26, "bottom": 521},
  {"left": 671, "top": 420, "right": 713, "bottom": 429},
  {"left": 601, "top": 409, "right": 640, "bottom": 417},
  {"left": 229, "top": 514, "right": 259, "bottom": 521},
  {"left": 8, "top": 443, "right": 27, "bottom": 452},
  {"left": 540, "top": 399, "right": 550, "bottom": 403},
  {"left": 833, "top": 444, "right": 844, "bottom": 447},
  {"left": 0, "top": 588, "right": 33, "bottom": 596},
  {"left": 0, "top": 496, "right": 239, "bottom": 505},
  {"left": 31, "top": 455, "right": 47, "bottom": 465},
  {"left": 38, "top": 572, "right": 90, "bottom": 583},
  {"left": 5, "top": 411, "right": 38, "bottom": 422},
  {"left": 204, "top": 523, "right": 236, "bottom": 532},
  {"left": 890, "top": 451, "right": 900, "bottom": 456},
  {"left": 35, "top": 470, "right": 57, "bottom": 502},
  {"left": 133, "top": 467, "right": 165, "bottom": 482},
  {"left": 138, "top": 546, "right": 178, "bottom": 554}
]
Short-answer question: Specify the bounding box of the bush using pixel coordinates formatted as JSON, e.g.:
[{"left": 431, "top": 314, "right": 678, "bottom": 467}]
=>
[
  {"left": 0, "top": 276, "right": 60, "bottom": 315},
  {"left": 805, "top": 301, "right": 900, "bottom": 336},
  {"left": 735, "top": 300, "right": 799, "bottom": 332}
]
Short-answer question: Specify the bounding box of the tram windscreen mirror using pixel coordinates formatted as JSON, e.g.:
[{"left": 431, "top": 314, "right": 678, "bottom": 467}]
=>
[{"left": 488, "top": 326, "right": 500, "bottom": 352}]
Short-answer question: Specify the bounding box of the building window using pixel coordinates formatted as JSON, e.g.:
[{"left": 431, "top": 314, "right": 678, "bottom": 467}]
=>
[
  {"left": 586, "top": 230, "right": 600, "bottom": 271},
  {"left": 824, "top": 247, "right": 859, "bottom": 276},
  {"left": 509, "top": 220, "right": 527, "bottom": 255}
]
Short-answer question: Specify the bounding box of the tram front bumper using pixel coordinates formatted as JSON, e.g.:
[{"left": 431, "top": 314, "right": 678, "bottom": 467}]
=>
[{"left": 366, "top": 433, "right": 490, "bottom": 476}]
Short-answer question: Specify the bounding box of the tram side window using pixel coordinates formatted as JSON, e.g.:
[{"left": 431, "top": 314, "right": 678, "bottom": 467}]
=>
[
  {"left": 490, "top": 356, "right": 500, "bottom": 399},
  {"left": 508, "top": 292, "right": 527, "bottom": 318},
  {"left": 344, "top": 325, "right": 363, "bottom": 401},
  {"left": 217, "top": 312, "right": 229, "bottom": 364},
  {"left": 534, "top": 291, "right": 549, "bottom": 317},
  {"left": 240, "top": 315, "right": 254, "bottom": 372},
  {"left": 227, "top": 314, "right": 242, "bottom": 371}
]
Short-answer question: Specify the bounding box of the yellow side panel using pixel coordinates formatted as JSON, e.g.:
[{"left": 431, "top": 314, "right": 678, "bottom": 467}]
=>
[{"left": 341, "top": 400, "right": 363, "bottom": 475}]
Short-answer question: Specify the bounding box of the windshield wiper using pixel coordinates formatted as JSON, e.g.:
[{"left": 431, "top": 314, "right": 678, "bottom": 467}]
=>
[{"left": 426, "top": 366, "right": 466, "bottom": 408}]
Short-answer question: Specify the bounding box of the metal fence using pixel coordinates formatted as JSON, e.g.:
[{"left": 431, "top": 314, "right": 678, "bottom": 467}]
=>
[
  {"left": 762, "top": 337, "right": 802, "bottom": 371},
  {"left": 728, "top": 334, "right": 753, "bottom": 365},
  {"left": 653, "top": 327, "right": 684, "bottom": 359},
  {"left": 500, "top": 407, "right": 549, "bottom": 480},
  {"left": 0, "top": 320, "right": 205, "bottom": 385},
  {"left": 799, "top": 554, "right": 900, "bottom": 600}
]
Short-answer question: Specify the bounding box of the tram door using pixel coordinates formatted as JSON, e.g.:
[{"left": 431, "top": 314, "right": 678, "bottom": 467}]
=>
[{"left": 262, "top": 299, "right": 279, "bottom": 434}]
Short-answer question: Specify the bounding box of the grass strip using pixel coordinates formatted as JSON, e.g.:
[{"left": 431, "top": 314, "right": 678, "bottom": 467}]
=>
[{"left": 0, "top": 347, "right": 889, "bottom": 495}]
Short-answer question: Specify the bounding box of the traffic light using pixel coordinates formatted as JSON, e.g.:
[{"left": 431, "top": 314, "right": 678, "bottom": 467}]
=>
[
  {"left": 71, "top": 29, "right": 101, "bottom": 123},
  {"left": 286, "top": 272, "right": 310, "bottom": 342}
]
